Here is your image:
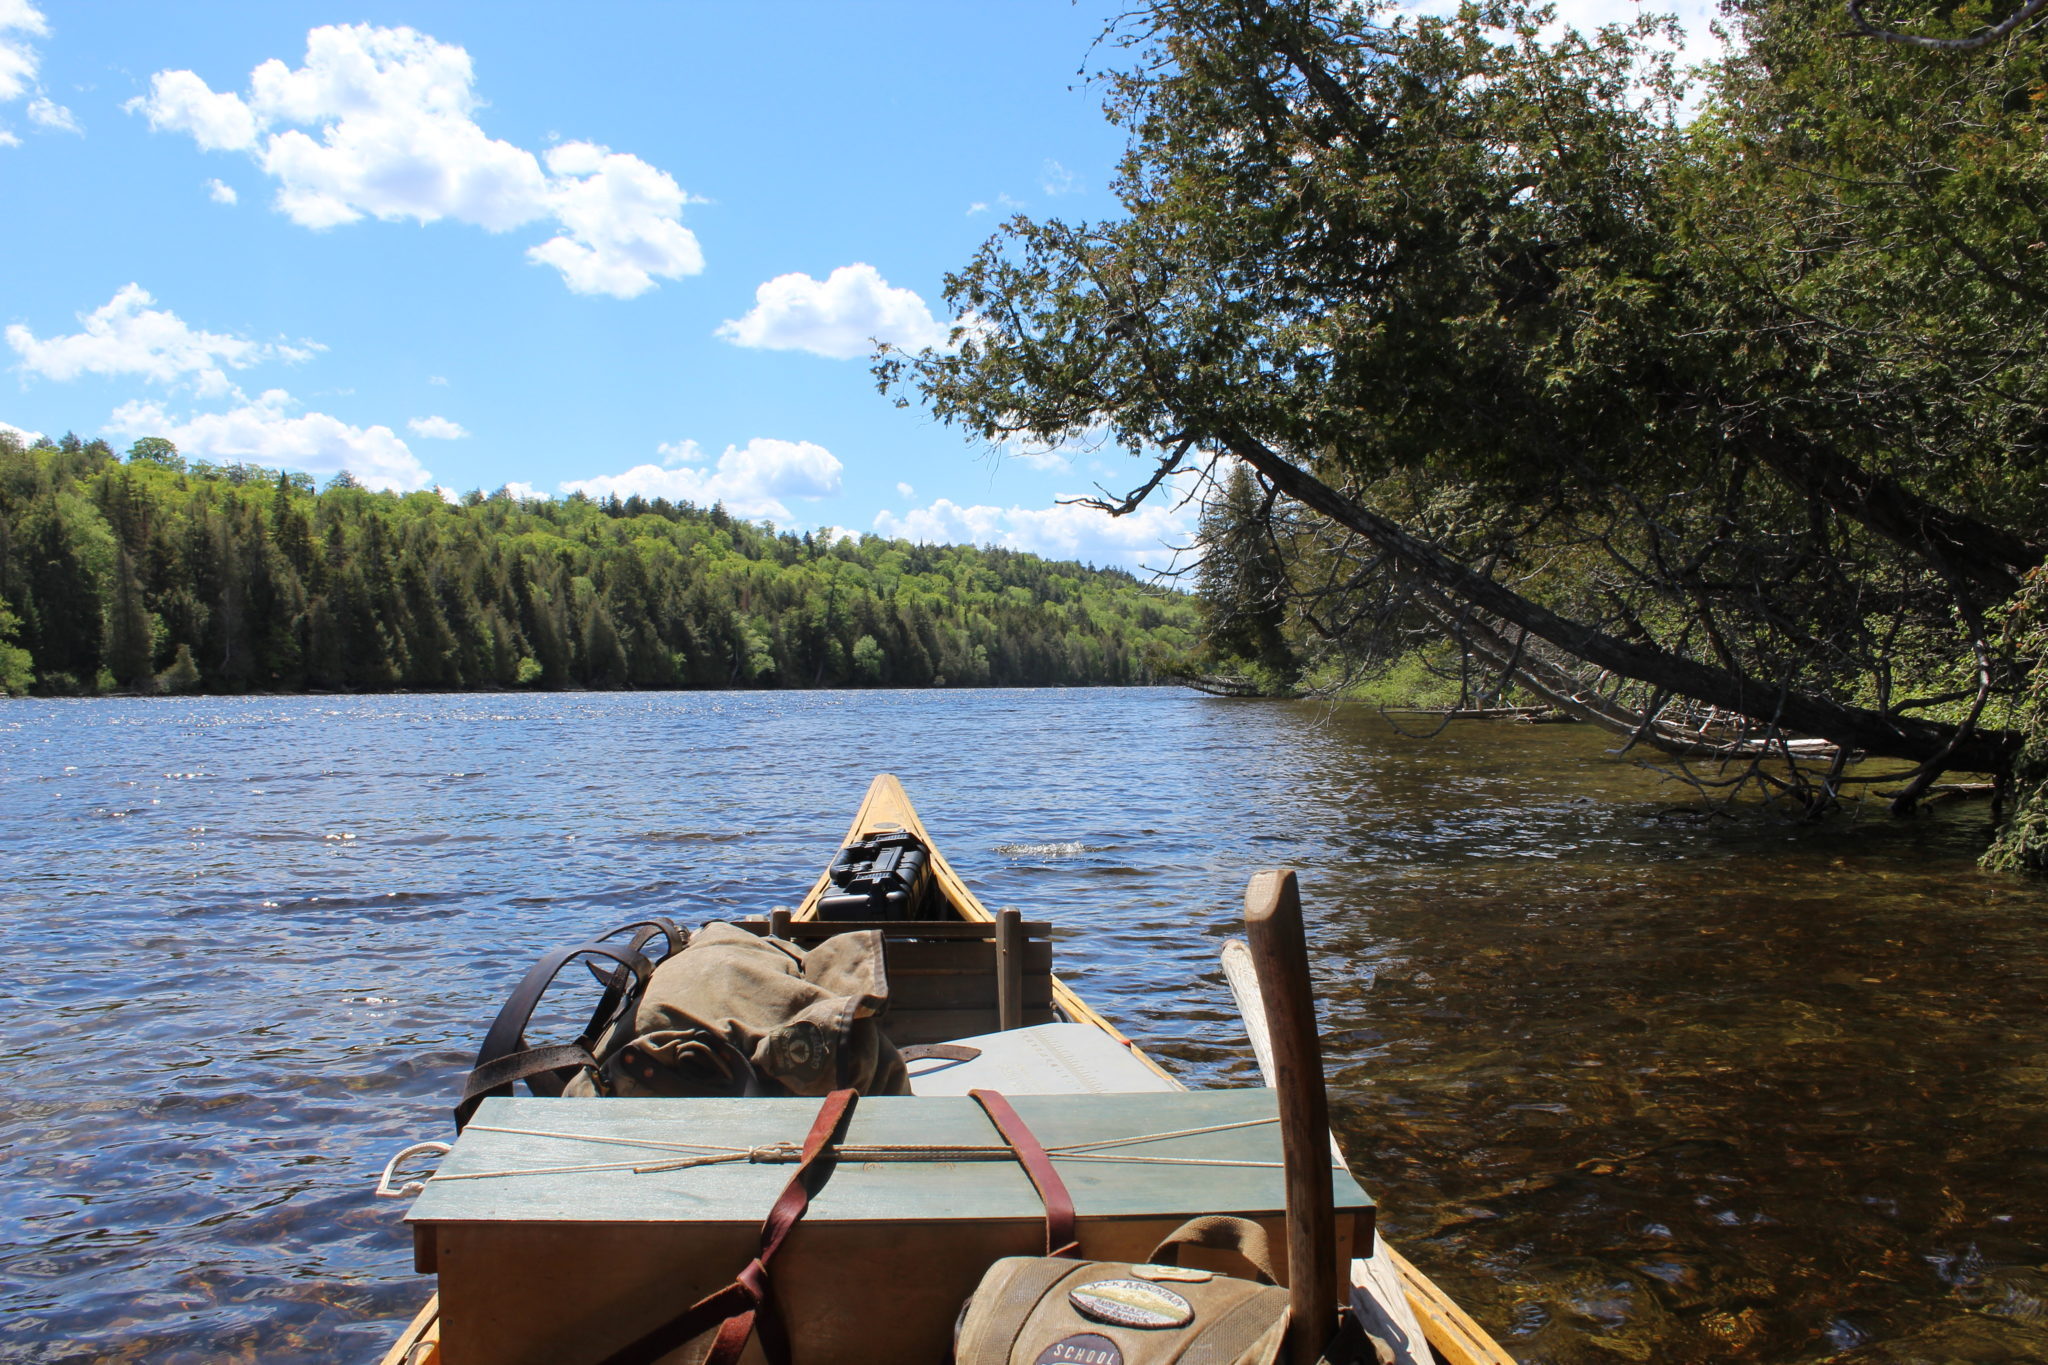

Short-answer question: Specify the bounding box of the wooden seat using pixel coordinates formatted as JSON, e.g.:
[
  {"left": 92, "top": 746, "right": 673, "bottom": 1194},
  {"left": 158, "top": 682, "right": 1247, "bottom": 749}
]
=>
[{"left": 740, "top": 910, "right": 1057, "bottom": 1045}]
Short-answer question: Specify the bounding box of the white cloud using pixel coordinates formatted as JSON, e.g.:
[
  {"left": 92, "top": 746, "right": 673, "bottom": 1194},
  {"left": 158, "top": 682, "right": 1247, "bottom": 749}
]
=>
[
  {"left": 7, "top": 284, "right": 315, "bottom": 396},
  {"left": 106, "top": 389, "right": 432, "bottom": 491},
  {"left": 1040, "top": 160, "right": 1079, "bottom": 196},
  {"left": 717, "top": 263, "right": 949, "bottom": 360},
  {"left": 407, "top": 414, "right": 469, "bottom": 440},
  {"left": 427, "top": 374, "right": 448, "bottom": 385},
  {"left": 500, "top": 480, "right": 546, "bottom": 501},
  {"left": 966, "top": 192, "right": 1025, "bottom": 218},
  {"left": 991, "top": 420, "right": 1125, "bottom": 474},
  {"left": 0, "top": 0, "right": 45, "bottom": 105},
  {"left": 1, "top": 417, "right": 41, "bottom": 444},
  {"left": 526, "top": 140, "right": 702, "bottom": 296},
  {"left": 562, "top": 437, "right": 842, "bottom": 521},
  {"left": 206, "top": 178, "right": 237, "bottom": 204},
  {"left": 872, "top": 484, "right": 1198, "bottom": 572},
  {"left": 0, "top": 130, "right": 18, "bottom": 148},
  {"left": 895, "top": 481, "right": 915, "bottom": 500},
  {"left": 128, "top": 23, "right": 703, "bottom": 297},
  {"left": 25, "top": 94, "right": 71, "bottom": 132}
]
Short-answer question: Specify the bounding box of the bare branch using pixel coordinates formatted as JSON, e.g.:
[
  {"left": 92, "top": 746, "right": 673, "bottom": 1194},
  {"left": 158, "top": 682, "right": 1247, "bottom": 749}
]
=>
[
  {"left": 1845, "top": 0, "right": 2048, "bottom": 51},
  {"left": 1061, "top": 436, "right": 1197, "bottom": 516}
]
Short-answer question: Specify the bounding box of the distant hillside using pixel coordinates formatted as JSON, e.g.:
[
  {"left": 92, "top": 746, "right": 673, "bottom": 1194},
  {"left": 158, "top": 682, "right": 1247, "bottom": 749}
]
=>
[{"left": 0, "top": 433, "right": 1198, "bottom": 695}]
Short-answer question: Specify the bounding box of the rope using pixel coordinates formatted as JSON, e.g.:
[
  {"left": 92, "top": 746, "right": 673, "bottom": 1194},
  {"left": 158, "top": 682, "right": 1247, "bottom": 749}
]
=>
[
  {"left": 375, "top": 1140, "right": 454, "bottom": 1198},
  {"left": 416, "top": 1114, "right": 1347, "bottom": 1184}
]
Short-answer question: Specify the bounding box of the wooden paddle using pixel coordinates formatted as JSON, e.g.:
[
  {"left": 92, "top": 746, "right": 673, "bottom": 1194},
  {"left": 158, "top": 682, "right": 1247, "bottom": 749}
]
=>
[{"left": 1244, "top": 868, "right": 1340, "bottom": 1365}]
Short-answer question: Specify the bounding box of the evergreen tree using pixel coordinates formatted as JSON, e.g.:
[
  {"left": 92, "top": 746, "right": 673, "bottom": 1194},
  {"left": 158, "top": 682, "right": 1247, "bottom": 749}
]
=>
[{"left": 1196, "top": 466, "right": 1296, "bottom": 686}]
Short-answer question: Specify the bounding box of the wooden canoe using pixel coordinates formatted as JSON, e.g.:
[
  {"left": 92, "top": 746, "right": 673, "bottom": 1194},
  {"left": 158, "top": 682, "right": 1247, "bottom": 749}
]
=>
[{"left": 381, "top": 773, "right": 1514, "bottom": 1365}]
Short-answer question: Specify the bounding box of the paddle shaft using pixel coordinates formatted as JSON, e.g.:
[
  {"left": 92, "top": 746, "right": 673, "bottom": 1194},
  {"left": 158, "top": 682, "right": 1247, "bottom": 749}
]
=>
[{"left": 1244, "top": 869, "right": 1338, "bottom": 1365}]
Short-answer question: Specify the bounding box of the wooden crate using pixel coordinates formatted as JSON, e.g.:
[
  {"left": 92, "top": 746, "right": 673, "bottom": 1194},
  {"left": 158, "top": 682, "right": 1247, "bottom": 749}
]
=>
[{"left": 410, "top": 1090, "right": 1373, "bottom": 1365}]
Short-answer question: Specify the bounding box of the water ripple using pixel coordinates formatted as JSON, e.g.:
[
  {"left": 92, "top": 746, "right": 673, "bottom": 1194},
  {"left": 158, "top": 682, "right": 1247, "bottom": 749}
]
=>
[{"left": 2, "top": 691, "right": 2046, "bottom": 1362}]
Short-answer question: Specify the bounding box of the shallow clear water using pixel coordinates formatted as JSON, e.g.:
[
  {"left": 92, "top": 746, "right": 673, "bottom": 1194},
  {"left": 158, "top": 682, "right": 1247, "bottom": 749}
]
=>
[{"left": 1, "top": 690, "right": 2043, "bottom": 1363}]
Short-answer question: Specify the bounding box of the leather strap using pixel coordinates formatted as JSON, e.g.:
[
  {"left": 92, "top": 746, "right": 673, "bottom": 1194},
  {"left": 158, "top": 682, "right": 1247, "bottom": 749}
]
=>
[
  {"left": 969, "top": 1089, "right": 1079, "bottom": 1258},
  {"left": 1149, "top": 1213, "right": 1280, "bottom": 1284},
  {"left": 458, "top": 1043, "right": 599, "bottom": 1106},
  {"left": 597, "top": 1089, "right": 859, "bottom": 1365},
  {"left": 897, "top": 1043, "right": 982, "bottom": 1063},
  {"left": 577, "top": 920, "right": 684, "bottom": 1053},
  {"left": 455, "top": 918, "right": 686, "bottom": 1129}
]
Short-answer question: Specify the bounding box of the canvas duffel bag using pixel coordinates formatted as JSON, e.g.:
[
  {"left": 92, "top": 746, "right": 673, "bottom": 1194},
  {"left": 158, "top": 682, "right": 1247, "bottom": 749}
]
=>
[
  {"left": 457, "top": 919, "right": 911, "bottom": 1129},
  {"left": 954, "top": 1214, "right": 1296, "bottom": 1365}
]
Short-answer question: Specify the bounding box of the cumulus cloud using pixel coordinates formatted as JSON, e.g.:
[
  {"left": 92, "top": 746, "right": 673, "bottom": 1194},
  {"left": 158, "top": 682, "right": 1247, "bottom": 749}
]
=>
[
  {"left": 872, "top": 483, "right": 1198, "bottom": 572},
  {"left": 895, "top": 481, "right": 915, "bottom": 500},
  {"left": 206, "top": 178, "right": 237, "bottom": 204},
  {"left": 407, "top": 414, "right": 468, "bottom": 439},
  {"left": 1, "top": 417, "right": 41, "bottom": 444},
  {"left": 562, "top": 437, "right": 842, "bottom": 521},
  {"left": 7, "top": 284, "right": 317, "bottom": 396},
  {"left": 127, "top": 23, "right": 703, "bottom": 297},
  {"left": 0, "top": 0, "right": 45, "bottom": 105},
  {"left": 717, "top": 263, "right": 949, "bottom": 360},
  {"left": 106, "top": 389, "right": 432, "bottom": 491}
]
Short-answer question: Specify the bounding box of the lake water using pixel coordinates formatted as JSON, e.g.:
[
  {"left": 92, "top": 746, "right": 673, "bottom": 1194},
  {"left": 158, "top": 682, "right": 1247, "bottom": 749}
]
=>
[{"left": 2, "top": 689, "right": 2045, "bottom": 1363}]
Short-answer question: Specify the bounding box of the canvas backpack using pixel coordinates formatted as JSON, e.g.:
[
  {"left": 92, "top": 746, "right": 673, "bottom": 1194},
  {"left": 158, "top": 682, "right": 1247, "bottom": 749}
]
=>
[
  {"left": 954, "top": 1215, "right": 1297, "bottom": 1365},
  {"left": 456, "top": 918, "right": 910, "bottom": 1129}
]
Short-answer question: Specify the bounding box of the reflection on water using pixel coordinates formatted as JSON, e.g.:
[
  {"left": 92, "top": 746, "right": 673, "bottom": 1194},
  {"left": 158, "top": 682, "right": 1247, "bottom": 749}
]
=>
[{"left": 2, "top": 690, "right": 2044, "bottom": 1362}]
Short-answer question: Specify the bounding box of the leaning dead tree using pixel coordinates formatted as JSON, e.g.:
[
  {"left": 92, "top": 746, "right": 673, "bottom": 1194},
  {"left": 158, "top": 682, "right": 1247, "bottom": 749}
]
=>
[{"left": 1184, "top": 452, "right": 2018, "bottom": 815}]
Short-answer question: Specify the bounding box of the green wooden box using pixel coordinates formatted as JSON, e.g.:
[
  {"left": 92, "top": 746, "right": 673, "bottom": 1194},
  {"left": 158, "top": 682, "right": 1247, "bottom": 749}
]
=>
[{"left": 409, "top": 1089, "right": 1373, "bottom": 1365}]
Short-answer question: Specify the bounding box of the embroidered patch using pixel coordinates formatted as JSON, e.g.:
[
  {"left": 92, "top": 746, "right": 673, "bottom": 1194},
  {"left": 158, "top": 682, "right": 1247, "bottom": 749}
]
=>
[
  {"left": 1068, "top": 1278, "right": 1195, "bottom": 1329},
  {"left": 1033, "top": 1332, "right": 1123, "bottom": 1365},
  {"left": 1131, "top": 1262, "right": 1215, "bottom": 1283}
]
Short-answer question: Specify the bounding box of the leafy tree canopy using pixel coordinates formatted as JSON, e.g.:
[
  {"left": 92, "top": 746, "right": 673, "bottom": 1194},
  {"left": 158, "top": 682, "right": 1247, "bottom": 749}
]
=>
[{"left": 887, "top": 0, "right": 2048, "bottom": 829}]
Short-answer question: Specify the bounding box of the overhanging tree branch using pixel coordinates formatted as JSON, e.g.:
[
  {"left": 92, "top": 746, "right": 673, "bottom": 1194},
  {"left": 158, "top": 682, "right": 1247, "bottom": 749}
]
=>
[{"left": 1211, "top": 420, "right": 2021, "bottom": 772}]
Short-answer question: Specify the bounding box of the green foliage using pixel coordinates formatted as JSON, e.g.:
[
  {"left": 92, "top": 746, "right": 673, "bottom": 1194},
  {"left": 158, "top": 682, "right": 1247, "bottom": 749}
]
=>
[
  {"left": 0, "top": 594, "right": 33, "bottom": 695},
  {"left": 1194, "top": 466, "right": 1296, "bottom": 687},
  {"left": 1984, "top": 569, "right": 2048, "bottom": 873},
  {"left": 156, "top": 643, "right": 201, "bottom": 694},
  {"left": 0, "top": 437, "right": 1197, "bottom": 695},
  {"left": 1322, "top": 652, "right": 1470, "bottom": 710},
  {"left": 125, "top": 437, "right": 183, "bottom": 472},
  {"left": 890, "top": 0, "right": 2043, "bottom": 799}
]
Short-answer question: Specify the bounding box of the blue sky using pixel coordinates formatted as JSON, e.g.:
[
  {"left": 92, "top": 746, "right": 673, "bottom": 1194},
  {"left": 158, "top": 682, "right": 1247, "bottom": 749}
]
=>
[
  {"left": 0, "top": 1, "right": 1209, "bottom": 569},
  {"left": 0, "top": 0, "right": 1717, "bottom": 571}
]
